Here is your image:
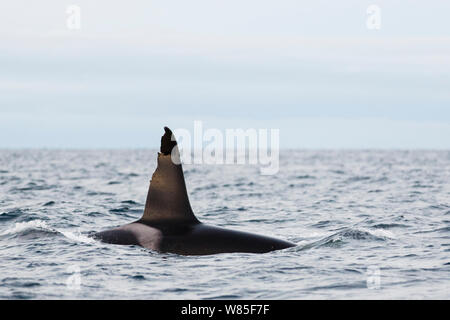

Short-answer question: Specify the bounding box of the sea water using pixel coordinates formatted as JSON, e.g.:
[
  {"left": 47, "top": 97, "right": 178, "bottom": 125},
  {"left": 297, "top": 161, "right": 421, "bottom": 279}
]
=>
[{"left": 0, "top": 150, "right": 449, "bottom": 299}]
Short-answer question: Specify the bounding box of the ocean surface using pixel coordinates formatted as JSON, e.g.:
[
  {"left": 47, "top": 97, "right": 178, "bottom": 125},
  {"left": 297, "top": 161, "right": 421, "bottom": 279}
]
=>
[{"left": 0, "top": 149, "right": 449, "bottom": 299}]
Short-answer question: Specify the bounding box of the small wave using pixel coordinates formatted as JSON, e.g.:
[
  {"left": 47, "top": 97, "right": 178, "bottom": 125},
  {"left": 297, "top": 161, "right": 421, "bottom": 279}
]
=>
[
  {"left": 0, "top": 220, "right": 95, "bottom": 244},
  {"left": 94, "top": 162, "right": 107, "bottom": 168},
  {"left": 341, "top": 228, "right": 395, "bottom": 240},
  {"left": 414, "top": 227, "right": 450, "bottom": 234},
  {"left": 344, "top": 268, "right": 363, "bottom": 274},
  {"left": 289, "top": 183, "right": 314, "bottom": 188},
  {"left": 436, "top": 226, "right": 450, "bottom": 233},
  {"left": 11, "top": 183, "right": 56, "bottom": 192},
  {"left": 301, "top": 227, "right": 394, "bottom": 249},
  {"left": 204, "top": 206, "right": 229, "bottom": 215},
  {"left": 110, "top": 206, "right": 130, "bottom": 213},
  {"left": 59, "top": 230, "right": 96, "bottom": 244},
  {"left": 0, "top": 220, "right": 57, "bottom": 237},
  {"left": 412, "top": 182, "right": 433, "bottom": 188},
  {"left": 121, "top": 200, "right": 140, "bottom": 205},
  {"left": 428, "top": 204, "right": 450, "bottom": 210},
  {"left": 307, "top": 282, "right": 366, "bottom": 291},
  {"left": 207, "top": 294, "right": 241, "bottom": 299},
  {"left": 346, "top": 176, "right": 371, "bottom": 183},
  {"left": 311, "top": 220, "right": 333, "bottom": 228},
  {"left": 371, "top": 223, "right": 409, "bottom": 229},
  {"left": 108, "top": 207, "right": 141, "bottom": 218},
  {"left": 296, "top": 175, "right": 316, "bottom": 180},
  {"left": 86, "top": 191, "right": 115, "bottom": 196},
  {"left": 1, "top": 278, "right": 41, "bottom": 288},
  {"left": 119, "top": 172, "right": 139, "bottom": 178},
  {"left": 87, "top": 211, "right": 105, "bottom": 217},
  {"left": 194, "top": 184, "right": 218, "bottom": 192},
  {"left": 0, "top": 209, "right": 24, "bottom": 221},
  {"left": 184, "top": 168, "right": 198, "bottom": 175},
  {"left": 239, "top": 192, "right": 263, "bottom": 198}
]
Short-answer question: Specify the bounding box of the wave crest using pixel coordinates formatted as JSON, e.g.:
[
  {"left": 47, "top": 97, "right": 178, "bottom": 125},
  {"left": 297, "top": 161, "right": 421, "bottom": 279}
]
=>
[
  {"left": 0, "top": 220, "right": 95, "bottom": 243},
  {"left": 300, "top": 227, "right": 395, "bottom": 250}
]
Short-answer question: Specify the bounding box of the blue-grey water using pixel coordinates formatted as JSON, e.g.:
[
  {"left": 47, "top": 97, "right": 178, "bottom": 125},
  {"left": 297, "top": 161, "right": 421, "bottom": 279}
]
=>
[{"left": 0, "top": 150, "right": 449, "bottom": 299}]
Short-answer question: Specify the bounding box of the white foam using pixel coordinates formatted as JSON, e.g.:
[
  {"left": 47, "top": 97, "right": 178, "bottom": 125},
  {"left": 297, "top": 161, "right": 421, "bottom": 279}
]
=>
[
  {"left": 360, "top": 227, "right": 396, "bottom": 240},
  {"left": 0, "top": 220, "right": 95, "bottom": 244},
  {"left": 60, "top": 230, "right": 96, "bottom": 244},
  {"left": 0, "top": 220, "right": 52, "bottom": 236}
]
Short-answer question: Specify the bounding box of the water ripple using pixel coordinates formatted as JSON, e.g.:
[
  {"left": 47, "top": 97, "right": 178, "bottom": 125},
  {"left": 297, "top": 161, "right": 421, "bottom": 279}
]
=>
[{"left": 0, "top": 149, "right": 448, "bottom": 299}]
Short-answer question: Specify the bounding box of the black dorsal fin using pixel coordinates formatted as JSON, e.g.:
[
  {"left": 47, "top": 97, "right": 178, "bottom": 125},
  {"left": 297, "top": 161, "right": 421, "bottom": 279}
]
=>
[{"left": 139, "top": 127, "right": 199, "bottom": 224}]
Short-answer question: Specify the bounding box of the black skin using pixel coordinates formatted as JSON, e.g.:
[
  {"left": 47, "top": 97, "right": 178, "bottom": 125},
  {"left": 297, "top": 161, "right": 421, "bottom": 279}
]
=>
[
  {"left": 95, "top": 219, "right": 294, "bottom": 255},
  {"left": 160, "top": 127, "right": 177, "bottom": 155}
]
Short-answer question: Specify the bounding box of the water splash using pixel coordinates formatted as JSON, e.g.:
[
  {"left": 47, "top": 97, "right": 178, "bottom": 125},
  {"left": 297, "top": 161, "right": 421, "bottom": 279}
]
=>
[{"left": 0, "top": 220, "right": 95, "bottom": 244}]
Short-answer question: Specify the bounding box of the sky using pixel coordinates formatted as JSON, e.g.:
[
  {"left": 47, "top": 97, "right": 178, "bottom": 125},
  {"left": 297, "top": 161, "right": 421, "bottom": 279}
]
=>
[{"left": 0, "top": 0, "right": 449, "bottom": 149}]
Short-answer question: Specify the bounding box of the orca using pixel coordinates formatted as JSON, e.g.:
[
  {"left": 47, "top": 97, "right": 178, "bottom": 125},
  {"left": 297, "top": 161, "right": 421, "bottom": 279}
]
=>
[{"left": 94, "top": 127, "right": 295, "bottom": 255}]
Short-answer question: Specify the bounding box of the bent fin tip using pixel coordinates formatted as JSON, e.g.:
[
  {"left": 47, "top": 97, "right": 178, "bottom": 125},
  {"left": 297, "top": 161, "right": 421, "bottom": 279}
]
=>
[{"left": 160, "top": 126, "right": 177, "bottom": 155}]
